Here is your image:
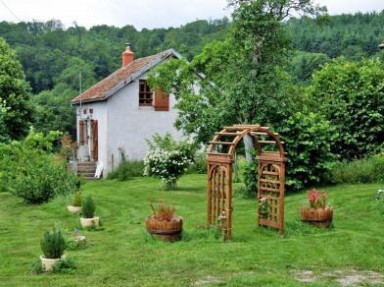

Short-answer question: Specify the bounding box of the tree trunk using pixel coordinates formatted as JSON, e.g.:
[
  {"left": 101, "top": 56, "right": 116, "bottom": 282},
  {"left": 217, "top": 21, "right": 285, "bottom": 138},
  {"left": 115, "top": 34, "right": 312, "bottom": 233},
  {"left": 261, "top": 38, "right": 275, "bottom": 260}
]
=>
[{"left": 243, "top": 134, "right": 254, "bottom": 163}]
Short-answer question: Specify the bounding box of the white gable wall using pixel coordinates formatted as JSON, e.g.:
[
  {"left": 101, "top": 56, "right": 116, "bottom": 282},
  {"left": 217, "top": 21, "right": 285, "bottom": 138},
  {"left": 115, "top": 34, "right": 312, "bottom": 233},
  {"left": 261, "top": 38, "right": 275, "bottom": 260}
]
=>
[{"left": 105, "top": 74, "right": 182, "bottom": 174}]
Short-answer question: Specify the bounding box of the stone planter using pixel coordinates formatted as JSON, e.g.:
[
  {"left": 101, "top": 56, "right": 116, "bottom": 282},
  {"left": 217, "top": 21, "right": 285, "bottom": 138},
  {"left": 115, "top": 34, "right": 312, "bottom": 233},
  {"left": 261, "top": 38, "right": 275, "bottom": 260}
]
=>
[
  {"left": 67, "top": 205, "right": 82, "bottom": 214},
  {"left": 40, "top": 255, "right": 61, "bottom": 272},
  {"left": 300, "top": 207, "right": 333, "bottom": 228},
  {"left": 80, "top": 216, "right": 100, "bottom": 228},
  {"left": 145, "top": 215, "right": 183, "bottom": 242}
]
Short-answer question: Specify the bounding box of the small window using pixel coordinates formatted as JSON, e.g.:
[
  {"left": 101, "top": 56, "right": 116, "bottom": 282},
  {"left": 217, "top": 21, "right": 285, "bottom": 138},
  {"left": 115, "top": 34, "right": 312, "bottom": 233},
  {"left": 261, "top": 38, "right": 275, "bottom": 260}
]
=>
[{"left": 139, "top": 80, "right": 153, "bottom": 106}]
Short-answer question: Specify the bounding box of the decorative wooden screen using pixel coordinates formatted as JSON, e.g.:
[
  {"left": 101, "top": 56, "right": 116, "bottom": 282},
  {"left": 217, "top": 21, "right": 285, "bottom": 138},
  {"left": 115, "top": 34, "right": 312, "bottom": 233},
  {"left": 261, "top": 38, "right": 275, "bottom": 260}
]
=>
[{"left": 207, "top": 125, "right": 286, "bottom": 241}]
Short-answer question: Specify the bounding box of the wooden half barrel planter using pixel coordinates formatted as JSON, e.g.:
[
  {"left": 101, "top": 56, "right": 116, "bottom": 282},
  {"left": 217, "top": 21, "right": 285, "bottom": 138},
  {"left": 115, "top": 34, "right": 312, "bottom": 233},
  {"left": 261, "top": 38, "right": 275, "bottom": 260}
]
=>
[
  {"left": 145, "top": 216, "right": 183, "bottom": 242},
  {"left": 300, "top": 207, "right": 333, "bottom": 228}
]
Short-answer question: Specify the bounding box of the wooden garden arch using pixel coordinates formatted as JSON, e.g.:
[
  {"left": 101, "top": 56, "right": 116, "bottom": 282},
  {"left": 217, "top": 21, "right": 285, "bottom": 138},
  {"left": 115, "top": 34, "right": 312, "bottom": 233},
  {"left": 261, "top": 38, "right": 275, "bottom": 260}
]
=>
[{"left": 207, "top": 124, "right": 286, "bottom": 241}]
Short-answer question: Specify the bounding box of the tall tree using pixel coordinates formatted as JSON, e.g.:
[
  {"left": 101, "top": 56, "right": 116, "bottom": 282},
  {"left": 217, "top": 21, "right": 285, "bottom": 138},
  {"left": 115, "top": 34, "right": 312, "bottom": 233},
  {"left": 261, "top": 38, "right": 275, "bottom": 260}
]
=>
[
  {"left": 0, "top": 37, "right": 33, "bottom": 140},
  {"left": 149, "top": 0, "right": 326, "bottom": 144}
]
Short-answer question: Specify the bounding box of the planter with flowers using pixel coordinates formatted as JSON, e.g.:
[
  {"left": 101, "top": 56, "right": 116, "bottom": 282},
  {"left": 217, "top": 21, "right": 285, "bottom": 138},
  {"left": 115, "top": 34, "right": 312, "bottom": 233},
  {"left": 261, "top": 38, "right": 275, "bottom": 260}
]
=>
[
  {"left": 300, "top": 188, "right": 333, "bottom": 228},
  {"left": 145, "top": 200, "right": 183, "bottom": 242}
]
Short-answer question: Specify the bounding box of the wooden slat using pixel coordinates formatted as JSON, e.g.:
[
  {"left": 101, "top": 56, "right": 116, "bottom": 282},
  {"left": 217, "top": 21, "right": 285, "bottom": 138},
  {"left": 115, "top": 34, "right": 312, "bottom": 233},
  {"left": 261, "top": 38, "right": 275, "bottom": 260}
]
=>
[
  {"left": 210, "top": 141, "right": 235, "bottom": 145},
  {"left": 215, "top": 132, "right": 241, "bottom": 136},
  {"left": 258, "top": 140, "right": 285, "bottom": 144},
  {"left": 260, "top": 186, "right": 280, "bottom": 192},
  {"left": 260, "top": 178, "right": 281, "bottom": 184},
  {"left": 261, "top": 171, "right": 279, "bottom": 176}
]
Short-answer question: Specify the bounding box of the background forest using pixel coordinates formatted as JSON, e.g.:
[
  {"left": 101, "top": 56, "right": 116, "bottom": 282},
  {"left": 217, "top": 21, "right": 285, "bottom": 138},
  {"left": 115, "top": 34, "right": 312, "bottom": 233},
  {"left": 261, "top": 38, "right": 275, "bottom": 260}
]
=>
[{"left": 0, "top": 12, "right": 383, "bottom": 134}]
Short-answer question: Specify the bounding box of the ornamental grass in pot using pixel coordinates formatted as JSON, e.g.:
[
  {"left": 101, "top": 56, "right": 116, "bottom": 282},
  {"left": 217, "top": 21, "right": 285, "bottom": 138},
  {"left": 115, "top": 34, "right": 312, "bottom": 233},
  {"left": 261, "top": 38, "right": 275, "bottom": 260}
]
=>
[
  {"left": 80, "top": 195, "right": 100, "bottom": 228},
  {"left": 67, "top": 191, "right": 82, "bottom": 214},
  {"left": 300, "top": 188, "right": 333, "bottom": 227},
  {"left": 145, "top": 200, "right": 183, "bottom": 242},
  {"left": 40, "top": 226, "right": 66, "bottom": 271}
]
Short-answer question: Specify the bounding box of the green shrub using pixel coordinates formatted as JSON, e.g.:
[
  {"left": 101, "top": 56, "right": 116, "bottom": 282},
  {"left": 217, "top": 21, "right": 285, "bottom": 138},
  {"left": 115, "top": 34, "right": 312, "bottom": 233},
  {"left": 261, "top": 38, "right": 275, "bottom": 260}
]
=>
[
  {"left": 0, "top": 129, "right": 80, "bottom": 202},
  {"left": 241, "top": 161, "right": 258, "bottom": 198},
  {"left": 331, "top": 154, "right": 384, "bottom": 184},
  {"left": 144, "top": 133, "right": 194, "bottom": 189},
  {"left": 82, "top": 195, "right": 96, "bottom": 218},
  {"left": 187, "top": 152, "right": 207, "bottom": 174},
  {"left": 72, "top": 192, "right": 82, "bottom": 207},
  {"left": 278, "top": 112, "right": 337, "bottom": 191},
  {"left": 108, "top": 160, "right": 144, "bottom": 180},
  {"left": 13, "top": 153, "right": 80, "bottom": 204},
  {"left": 40, "top": 226, "right": 66, "bottom": 259}
]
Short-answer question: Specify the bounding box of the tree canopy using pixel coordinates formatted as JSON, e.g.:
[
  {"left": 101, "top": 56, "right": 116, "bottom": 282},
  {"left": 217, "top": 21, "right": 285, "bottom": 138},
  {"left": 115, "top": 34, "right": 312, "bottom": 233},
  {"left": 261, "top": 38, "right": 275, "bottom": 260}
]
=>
[{"left": 0, "top": 37, "right": 33, "bottom": 141}]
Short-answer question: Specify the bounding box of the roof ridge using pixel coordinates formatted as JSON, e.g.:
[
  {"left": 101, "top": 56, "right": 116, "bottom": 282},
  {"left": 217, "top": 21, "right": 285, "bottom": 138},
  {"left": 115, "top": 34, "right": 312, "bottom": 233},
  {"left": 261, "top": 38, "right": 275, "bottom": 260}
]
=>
[{"left": 71, "top": 48, "right": 180, "bottom": 104}]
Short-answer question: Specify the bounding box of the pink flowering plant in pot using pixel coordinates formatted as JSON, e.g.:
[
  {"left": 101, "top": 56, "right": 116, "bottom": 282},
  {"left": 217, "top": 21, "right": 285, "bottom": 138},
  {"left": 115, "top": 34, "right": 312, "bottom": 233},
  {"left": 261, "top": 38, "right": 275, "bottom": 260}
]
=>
[{"left": 300, "top": 188, "right": 333, "bottom": 227}]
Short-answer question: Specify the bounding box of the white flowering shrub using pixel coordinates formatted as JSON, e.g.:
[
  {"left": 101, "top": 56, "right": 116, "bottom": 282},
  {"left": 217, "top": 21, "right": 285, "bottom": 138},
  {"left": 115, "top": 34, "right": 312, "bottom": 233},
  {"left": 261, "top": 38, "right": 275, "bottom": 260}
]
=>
[{"left": 143, "top": 133, "right": 195, "bottom": 189}]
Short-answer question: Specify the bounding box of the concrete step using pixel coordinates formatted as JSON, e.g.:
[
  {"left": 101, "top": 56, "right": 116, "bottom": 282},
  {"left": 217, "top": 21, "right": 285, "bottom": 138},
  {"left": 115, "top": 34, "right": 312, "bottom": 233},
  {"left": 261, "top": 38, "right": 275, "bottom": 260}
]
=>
[{"left": 77, "top": 161, "right": 97, "bottom": 179}]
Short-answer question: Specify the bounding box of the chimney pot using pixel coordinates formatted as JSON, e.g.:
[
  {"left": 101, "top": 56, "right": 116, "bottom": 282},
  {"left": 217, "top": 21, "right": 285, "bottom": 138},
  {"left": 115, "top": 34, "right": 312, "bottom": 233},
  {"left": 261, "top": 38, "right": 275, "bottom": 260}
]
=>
[{"left": 122, "top": 43, "right": 134, "bottom": 66}]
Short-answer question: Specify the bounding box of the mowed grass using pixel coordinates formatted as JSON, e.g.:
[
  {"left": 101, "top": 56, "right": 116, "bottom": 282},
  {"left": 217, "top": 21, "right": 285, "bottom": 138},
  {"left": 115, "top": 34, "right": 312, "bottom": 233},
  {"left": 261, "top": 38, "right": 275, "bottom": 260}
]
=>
[{"left": 0, "top": 174, "right": 383, "bottom": 286}]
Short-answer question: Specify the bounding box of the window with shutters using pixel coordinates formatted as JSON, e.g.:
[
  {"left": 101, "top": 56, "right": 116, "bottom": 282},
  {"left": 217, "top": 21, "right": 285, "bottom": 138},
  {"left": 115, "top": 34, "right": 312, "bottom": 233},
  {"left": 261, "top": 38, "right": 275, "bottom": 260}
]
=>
[{"left": 139, "top": 80, "right": 153, "bottom": 106}]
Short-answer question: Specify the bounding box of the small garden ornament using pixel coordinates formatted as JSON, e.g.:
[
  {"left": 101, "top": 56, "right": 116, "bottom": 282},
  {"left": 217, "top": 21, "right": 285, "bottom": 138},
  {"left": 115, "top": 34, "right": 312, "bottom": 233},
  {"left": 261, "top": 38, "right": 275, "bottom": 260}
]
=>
[
  {"left": 300, "top": 189, "right": 333, "bottom": 227},
  {"left": 145, "top": 200, "right": 183, "bottom": 242}
]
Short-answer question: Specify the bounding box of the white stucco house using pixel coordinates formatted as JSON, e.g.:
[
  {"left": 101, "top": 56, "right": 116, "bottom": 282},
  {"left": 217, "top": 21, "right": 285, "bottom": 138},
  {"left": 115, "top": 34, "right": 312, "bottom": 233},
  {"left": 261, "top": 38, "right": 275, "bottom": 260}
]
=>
[{"left": 71, "top": 45, "right": 184, "bottom": 176}]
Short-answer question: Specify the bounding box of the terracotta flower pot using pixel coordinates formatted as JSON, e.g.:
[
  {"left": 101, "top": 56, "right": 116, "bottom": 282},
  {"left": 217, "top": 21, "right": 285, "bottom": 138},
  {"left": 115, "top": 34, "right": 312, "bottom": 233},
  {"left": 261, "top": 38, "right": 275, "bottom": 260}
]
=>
[
  {"left": 145, "top": 215, "right": 183, "bottom": 242},
  {"left": 300, "top": 207, "right": 333, "bottom": 228},
  {"left": 80, "top": 216, "right": 100, "bottom": 228}
]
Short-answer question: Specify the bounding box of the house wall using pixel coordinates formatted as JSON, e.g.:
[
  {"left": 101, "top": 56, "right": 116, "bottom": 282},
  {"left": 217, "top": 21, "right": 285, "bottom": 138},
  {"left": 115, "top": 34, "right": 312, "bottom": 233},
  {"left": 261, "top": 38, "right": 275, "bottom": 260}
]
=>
[
  {"left": 75, "top": 101, "right": 108, "bottom": 170},
  {"left": 105, "top": 74, "right": 183, "bottom": 174}
]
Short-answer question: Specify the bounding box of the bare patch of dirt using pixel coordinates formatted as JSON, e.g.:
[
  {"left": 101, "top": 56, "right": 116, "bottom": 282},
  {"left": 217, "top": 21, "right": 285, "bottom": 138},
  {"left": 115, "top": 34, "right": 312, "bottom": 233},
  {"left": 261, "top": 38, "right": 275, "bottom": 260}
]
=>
[
  {"left": 194, "top": 275, "right": 224, "bottom": 286},
  {"left": 293, "top": 269, "right": 384, "bottom": 286}
]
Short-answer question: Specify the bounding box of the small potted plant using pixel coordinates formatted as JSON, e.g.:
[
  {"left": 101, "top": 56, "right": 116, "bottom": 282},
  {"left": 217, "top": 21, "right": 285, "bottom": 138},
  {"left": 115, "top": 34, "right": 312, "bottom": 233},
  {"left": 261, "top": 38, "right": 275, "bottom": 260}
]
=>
[
  {"left": 40, "top": 226, "right": 66, "bottom": 272},
  {"left": 80, "top": 195, "right": 100, "bottom": 228},
  {"left": 67, "top": 191, "right": 82, "bottom": 214},
  {"left": 300, "top": 188, "right": 333, "bottom": 227},
  {"left": 145, "top": 200, "right": 183, "bottom": 242}
]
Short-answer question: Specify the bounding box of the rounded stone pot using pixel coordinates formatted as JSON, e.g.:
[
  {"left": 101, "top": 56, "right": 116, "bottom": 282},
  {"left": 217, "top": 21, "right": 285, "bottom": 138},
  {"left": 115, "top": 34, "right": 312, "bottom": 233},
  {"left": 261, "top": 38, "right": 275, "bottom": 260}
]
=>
[
  {"left": 145, "top": 215, "right": 183, "bottom": 242},
  {"left": 300, "top": 207, "right": 333, "bottom": 228},
  {"left": 80, "top": 216, "right": 100, "bottom": 228},
  {"left": 67, "top": 205, "right": 82, "bottom": 214},
  {"left": 40, "top": 255, "right": 61, "bottom": 272}
]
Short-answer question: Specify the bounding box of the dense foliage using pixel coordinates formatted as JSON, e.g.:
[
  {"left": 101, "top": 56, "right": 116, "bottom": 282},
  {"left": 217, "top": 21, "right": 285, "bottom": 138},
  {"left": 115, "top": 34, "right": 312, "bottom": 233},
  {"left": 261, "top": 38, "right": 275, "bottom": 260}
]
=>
[
  {"left": 279, "top": 112, "right": 336, "bottom": 191},
  {"left": 308, "top": 58, "right": 384, "bottom": 160},
  {"left": 331, "top": 154, "right": 384, "bottom": 184},
  {"left": 0, "top": 37, "right": 33, "bottom": 140},
  {"left": 0, "top": 129, "right": 80, "bottom": 203}
]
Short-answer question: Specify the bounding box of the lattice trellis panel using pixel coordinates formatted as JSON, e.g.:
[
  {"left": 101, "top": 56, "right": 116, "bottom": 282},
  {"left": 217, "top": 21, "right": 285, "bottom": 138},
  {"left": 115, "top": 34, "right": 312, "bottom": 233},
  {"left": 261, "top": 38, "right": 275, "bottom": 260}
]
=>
[{"left": 257, "top": 162, "right": 285, "bottom": 233}]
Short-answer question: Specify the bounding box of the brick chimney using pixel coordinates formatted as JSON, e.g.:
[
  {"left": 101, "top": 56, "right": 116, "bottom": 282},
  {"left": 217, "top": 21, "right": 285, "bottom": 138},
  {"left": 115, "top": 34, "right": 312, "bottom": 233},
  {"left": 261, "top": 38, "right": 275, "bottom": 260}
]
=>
[{"left": 122, "top": 43, "right": 134, "bottom": 67}]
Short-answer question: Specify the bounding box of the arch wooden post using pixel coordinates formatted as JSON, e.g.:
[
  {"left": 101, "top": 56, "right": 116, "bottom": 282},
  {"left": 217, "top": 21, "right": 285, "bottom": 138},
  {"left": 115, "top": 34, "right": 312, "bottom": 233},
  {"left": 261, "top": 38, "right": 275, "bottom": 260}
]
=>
[{"left": 207, "top": 125, "right": 286, "bottom": 241}]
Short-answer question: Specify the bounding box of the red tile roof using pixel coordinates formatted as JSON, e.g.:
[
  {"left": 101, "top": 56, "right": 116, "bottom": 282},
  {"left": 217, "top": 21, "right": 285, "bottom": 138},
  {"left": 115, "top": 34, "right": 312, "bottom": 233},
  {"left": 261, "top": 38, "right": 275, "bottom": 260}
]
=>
[{"left": 71, "top": 49, "right": 179, "bottom": 104}]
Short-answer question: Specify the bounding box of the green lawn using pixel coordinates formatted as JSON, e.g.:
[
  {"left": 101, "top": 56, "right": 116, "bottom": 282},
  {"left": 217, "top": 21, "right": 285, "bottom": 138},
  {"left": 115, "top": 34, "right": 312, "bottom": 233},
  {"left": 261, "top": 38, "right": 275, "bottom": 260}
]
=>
[{"left": 1, "top": 174, "right": 383, "bottom": 286}]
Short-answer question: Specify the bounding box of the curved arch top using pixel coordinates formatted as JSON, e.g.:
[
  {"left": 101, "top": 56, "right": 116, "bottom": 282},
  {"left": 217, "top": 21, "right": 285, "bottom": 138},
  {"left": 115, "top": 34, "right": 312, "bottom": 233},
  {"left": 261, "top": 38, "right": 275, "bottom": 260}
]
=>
[{"left": 208, "top": 124, "right": 286, "bottom": 162}]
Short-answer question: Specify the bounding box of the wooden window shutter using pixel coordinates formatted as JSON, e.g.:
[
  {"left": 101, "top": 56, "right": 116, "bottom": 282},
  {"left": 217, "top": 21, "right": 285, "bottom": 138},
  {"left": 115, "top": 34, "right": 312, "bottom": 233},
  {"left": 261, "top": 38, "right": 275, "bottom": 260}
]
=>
[
  {"left": 154, "top": 89, "right": 169, "bottom": 111},
  {"left": 79, "top": 120, "right": 85, "bottom": 145}
]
